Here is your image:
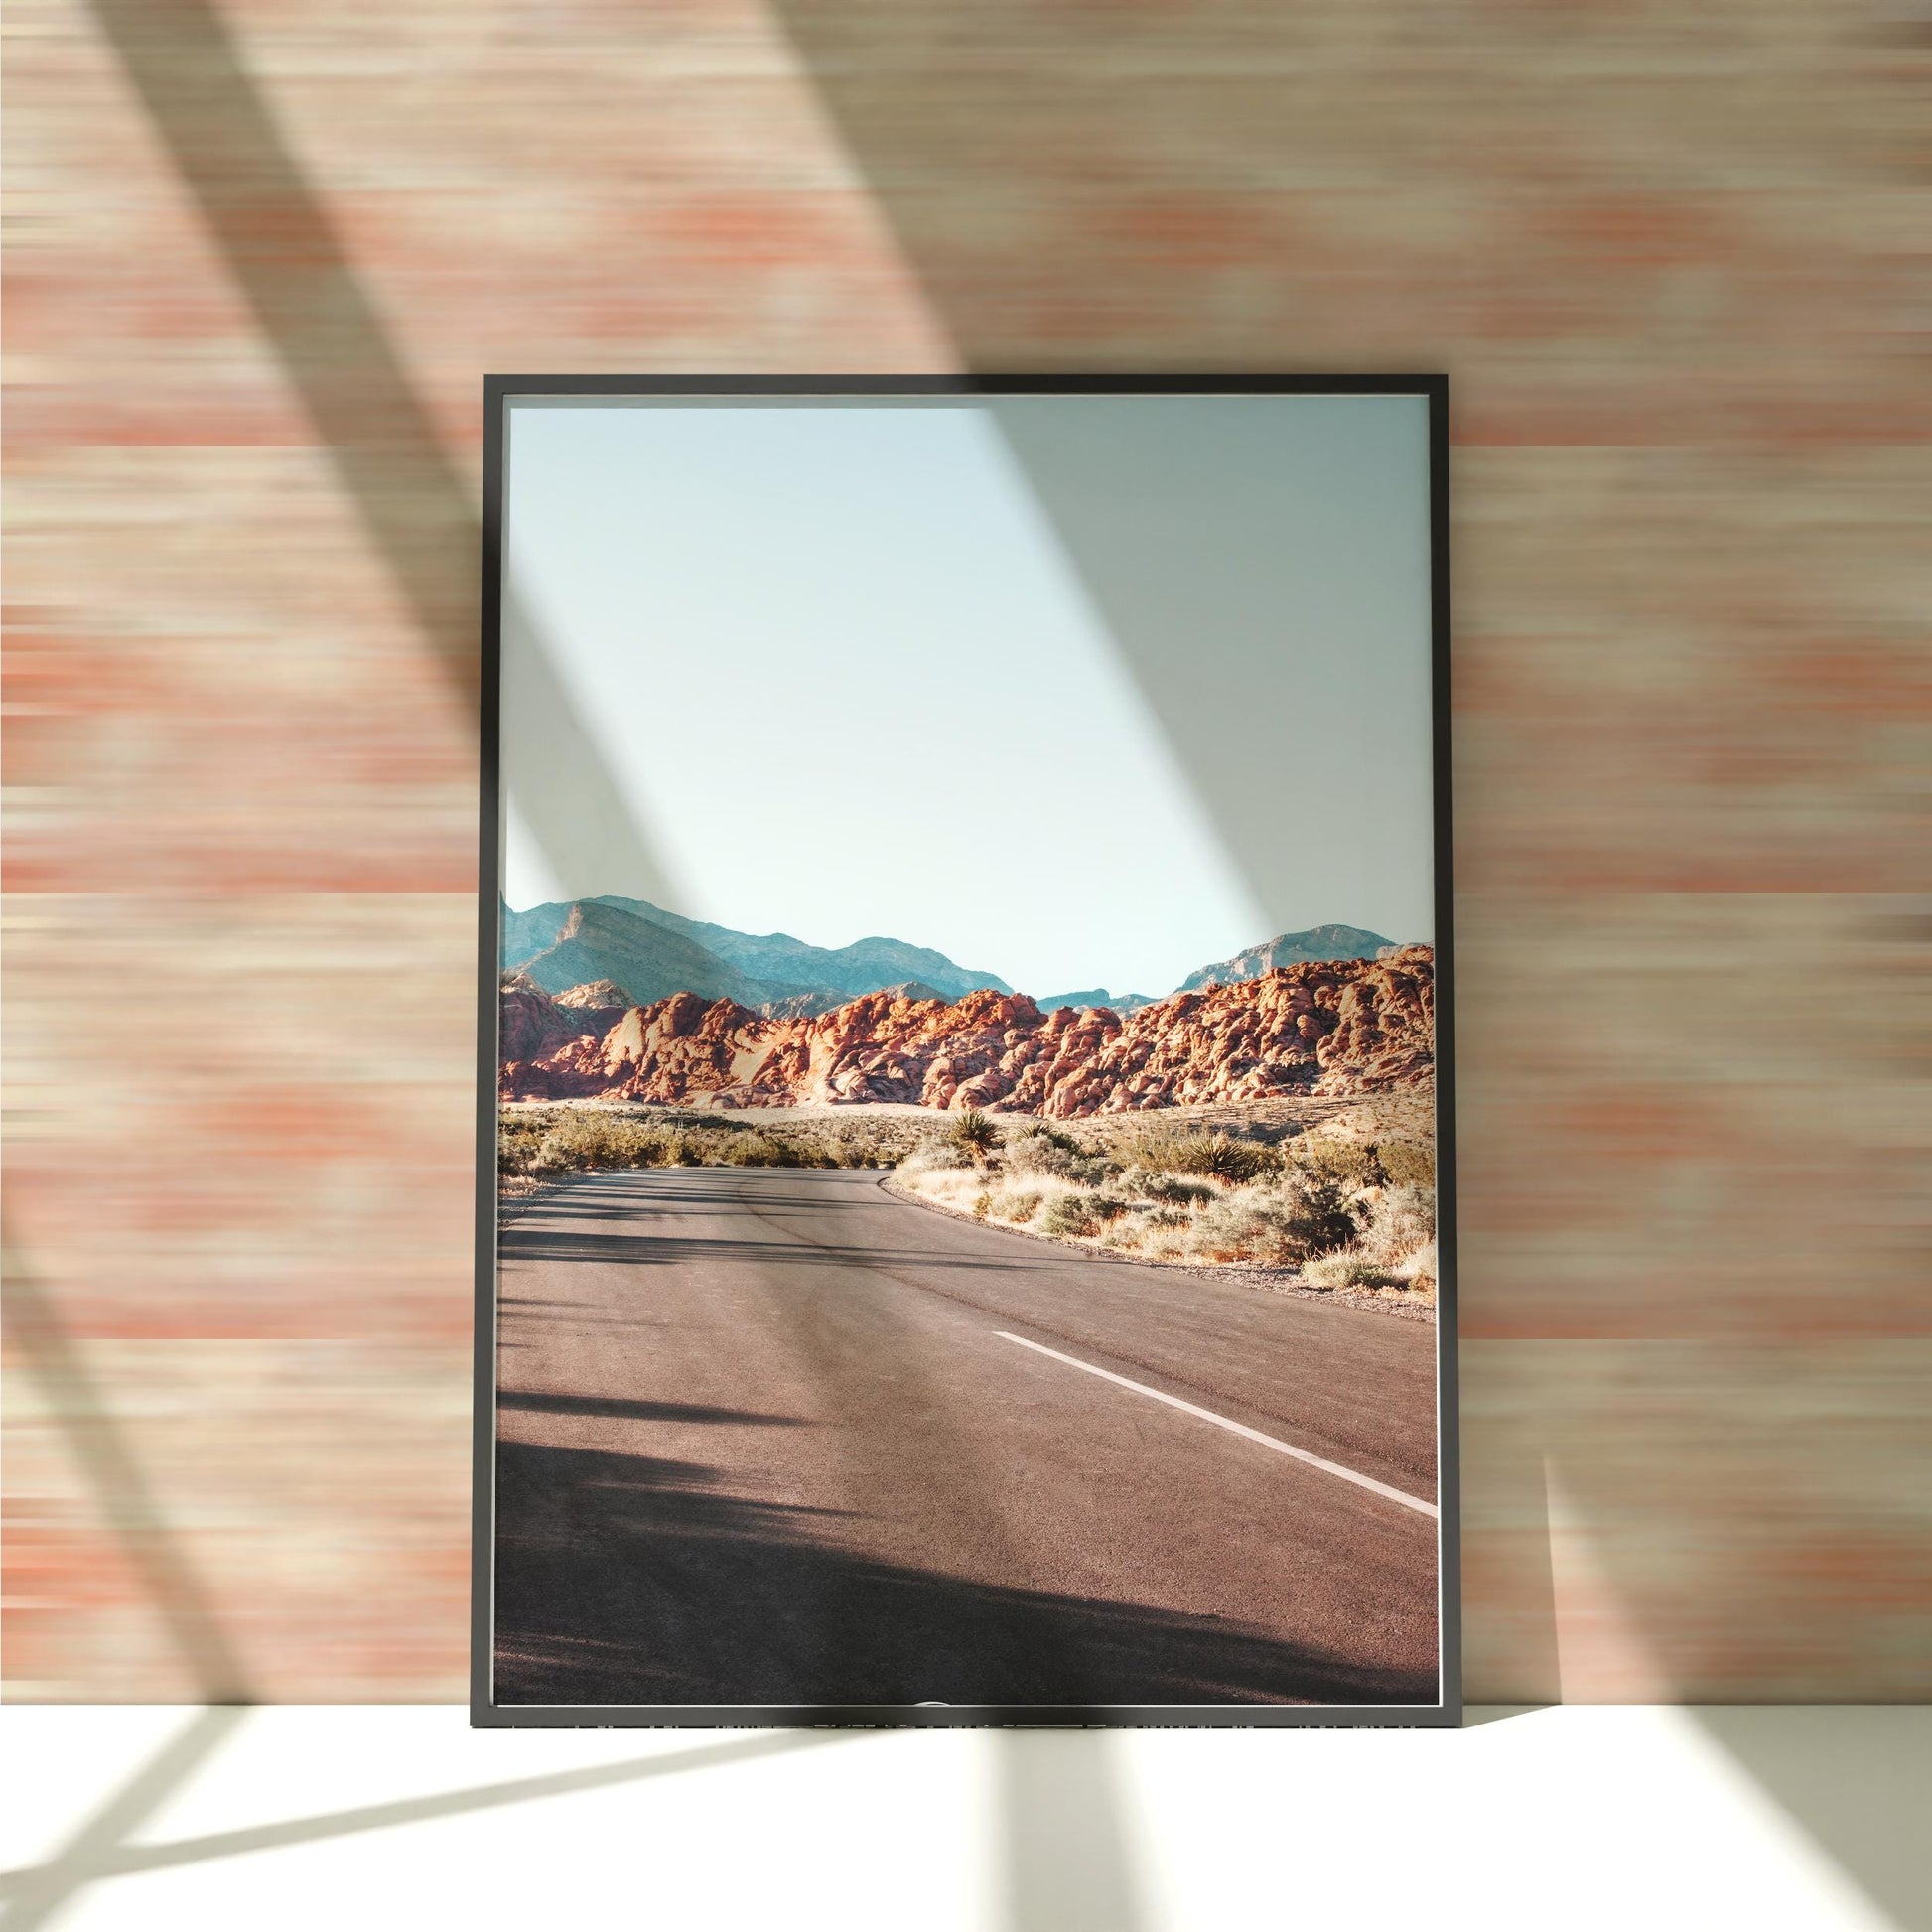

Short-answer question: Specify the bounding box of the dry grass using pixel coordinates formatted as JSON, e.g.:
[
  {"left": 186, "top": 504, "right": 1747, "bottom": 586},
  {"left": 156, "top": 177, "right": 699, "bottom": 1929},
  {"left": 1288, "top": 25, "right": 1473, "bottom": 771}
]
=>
[
  {"left": 895, "top": 1111, "right": 1438, "bottom": 1306},
  {"left": 500, "top": 1099, "right": 1439, "bottom": 1308},
  {"left": 497, "top": 1104, "right": 929, "bottom": 1180}
]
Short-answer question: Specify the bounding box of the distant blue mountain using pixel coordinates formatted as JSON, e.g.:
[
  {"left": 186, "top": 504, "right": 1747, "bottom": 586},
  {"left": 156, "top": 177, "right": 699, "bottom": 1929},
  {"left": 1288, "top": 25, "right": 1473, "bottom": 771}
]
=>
[
  {"left": 499, "top": 894, "right": 1011, "bottom": 1012},
  {"left": 587, "top": 896, "right": 1011, "bottom": 1002},
  {"left": 1176, "top": 924, "right": 1396, "bottom": 993},
  {"left": 1035, "top": 988, "right": 1155, "bottom": 1014}
]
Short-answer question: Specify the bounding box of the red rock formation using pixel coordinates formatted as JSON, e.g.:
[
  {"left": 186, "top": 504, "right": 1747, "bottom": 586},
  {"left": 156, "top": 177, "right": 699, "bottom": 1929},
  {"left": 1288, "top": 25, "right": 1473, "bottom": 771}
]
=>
[
  {"left": 496, "top": 975, "right": 631, "bottom": 1087},
  {"left": 500, "top": 949, "right": 1435, "bottom": 1113}
]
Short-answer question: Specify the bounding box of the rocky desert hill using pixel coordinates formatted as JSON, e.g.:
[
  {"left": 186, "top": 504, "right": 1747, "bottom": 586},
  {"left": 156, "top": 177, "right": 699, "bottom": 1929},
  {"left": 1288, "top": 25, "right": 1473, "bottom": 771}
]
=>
[
  {"left": 501, "top": 948, "right": 1435, "bottom": 1115},
  {"left": 498, "top": 972, "right": 631, "bottom": 1064}
]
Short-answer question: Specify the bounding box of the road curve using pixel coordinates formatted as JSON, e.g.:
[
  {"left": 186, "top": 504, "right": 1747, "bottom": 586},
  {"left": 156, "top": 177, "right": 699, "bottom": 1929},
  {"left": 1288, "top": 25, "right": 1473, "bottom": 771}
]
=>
[{"left": 493, "top": 1165, "right": 1441, "bottom": 1710}]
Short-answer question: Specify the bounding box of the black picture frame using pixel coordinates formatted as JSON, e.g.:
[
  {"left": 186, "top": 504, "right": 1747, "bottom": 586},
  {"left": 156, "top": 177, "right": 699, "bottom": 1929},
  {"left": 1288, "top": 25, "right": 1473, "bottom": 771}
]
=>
[{"left": 471, "top": 374, "right": 1459, "bottom": 1729}]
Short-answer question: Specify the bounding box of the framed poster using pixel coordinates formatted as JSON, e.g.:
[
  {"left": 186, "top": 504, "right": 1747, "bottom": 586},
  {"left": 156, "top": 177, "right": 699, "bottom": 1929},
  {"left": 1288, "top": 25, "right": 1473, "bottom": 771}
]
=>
[{"left": 473, "top": 376, "right": 1457, "bottom": 1727}]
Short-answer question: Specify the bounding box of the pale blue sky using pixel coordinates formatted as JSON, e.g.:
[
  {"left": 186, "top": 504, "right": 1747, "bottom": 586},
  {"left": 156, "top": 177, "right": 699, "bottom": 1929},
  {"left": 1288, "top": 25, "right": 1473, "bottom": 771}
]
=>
[{"left": 501, "top": 395, "right": 1434, "bottom": 998}]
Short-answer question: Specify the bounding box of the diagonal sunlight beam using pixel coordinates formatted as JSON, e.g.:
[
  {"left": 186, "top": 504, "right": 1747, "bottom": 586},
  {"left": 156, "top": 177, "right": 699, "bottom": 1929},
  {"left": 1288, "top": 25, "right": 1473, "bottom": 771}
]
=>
[
  {"left": 1, "top": 1215, "right": 254, "bottom": 1706},
  {"left": 1686, "top": 1711, "right": 1932, "bottom": 1932},
  {"left": 29, "top": 0, "right": 678, "bottom": 1724},
  {"left": 998, "top": 1730, "right": 1146, "bottom": 1932},
  {"left": 81, "top": 0, "right": 675, "bottom": 901},
  {"left": 0, "top": 1707, "right": 249, "bottom": 1931},
  {"left": 88, "top": 0, "right": 474, "bottom": 688},
  {"left": 980, "top": 393, "right": 1441, "bottom": 951},
  {"left": 0, "top": 1729, "right": 842, "bottom": 1903},
  {"left": 34, "top": 40, "right": 1149, "bottom": 1930}
]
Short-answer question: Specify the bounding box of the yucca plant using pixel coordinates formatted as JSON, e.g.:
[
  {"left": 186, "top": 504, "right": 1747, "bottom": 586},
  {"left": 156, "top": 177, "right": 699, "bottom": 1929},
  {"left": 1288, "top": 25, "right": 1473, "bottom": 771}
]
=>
[{"left": 950, "top": 1108, "right": 1000, "bottom": 1164}]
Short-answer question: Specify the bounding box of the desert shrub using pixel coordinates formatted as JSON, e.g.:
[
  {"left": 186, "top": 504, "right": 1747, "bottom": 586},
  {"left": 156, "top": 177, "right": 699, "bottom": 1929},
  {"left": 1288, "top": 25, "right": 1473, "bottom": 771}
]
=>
[
  {"left": 1123, "top": 1170, "right": 1214, "bottom": 1208},
  {"left": 1120, "top": 1128, "right": 1184, "bottom": 1173},
  {"left": 1303, "top": 1252, "right": 1406, "bottom": 1291},
  {"left": 1289, "top": 1135, "right": 1382, "bottom": 1190},
  {"left": 951, "top": 1108, "right": 1000, "bottom": 1161},
  {"left": 1277, "top": 1171, "right": 1361, "bottom": 1255},
  {"left": 704, "top": 1128, "right": 828, "bottom": 1169},
  {"left": 498, "top": 1118, "right": 549, "bottom": 1175},
  {"left": 1005, "top": 1131, "right": 1113, "bottom": 1186},
  {"left": 1186, "top": 1196, "right": 1305, "bottom": 1265},
  {"left": 1004, "top": 1131, "right": 1065, "bottom": 1176},
  {"left": 854, "top": 1120, "right": 930, "bottom": 1168},
  {"left": 1040, "top": 1192, "right": 1102, "bottom": 1237},
  {"left": 1147, "top": 1206, "right": 1190, "bottom": 1230},
  {"left": 502, "top": 1106, "right": 916, "bottom": 1175},
  {"left": 527, "top": 1123, "right": 583, "bottom": 1174},
  {"left": 1130, "top": 1129, "right": 1278, "bottom": 1184},
  {"left": 990, "top": 1189, "right": 1043, "bottom": 1224},
  {"left": 1399, "top": 1239, "right": 1439, "bottom": 1290},
  {"left": 1377, "top": 1139, "right": 1436, "bottom": 1188},
  {"left": 1176, "top": 1172, "right": 1358, "bottom": 1265},
  {"left": 1205, "top": 1136, "right": 1281, "bottom": 1184},
  {"left": 531, "top": 1115, "right": 674, "bottom": 1173},
  {"left": 972, "top": 1191, "right": 992, "bottom": 1220},
  {"left": 902, "top": 1136, "right": 979, "bottom": 1174},
  {"left": 1039, "top": 1194, "right": 1092, "bottom": 1237},
  {"left": 1360, "top": 1184, "right": 1437, "bottom": 1264}
]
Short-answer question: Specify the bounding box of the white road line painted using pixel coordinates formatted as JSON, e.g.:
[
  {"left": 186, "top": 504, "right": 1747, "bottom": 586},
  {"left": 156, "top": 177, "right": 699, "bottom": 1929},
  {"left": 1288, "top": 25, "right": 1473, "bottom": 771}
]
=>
[{"left": 993, "top": 1331, "right": 1439, "bottom": 1520}]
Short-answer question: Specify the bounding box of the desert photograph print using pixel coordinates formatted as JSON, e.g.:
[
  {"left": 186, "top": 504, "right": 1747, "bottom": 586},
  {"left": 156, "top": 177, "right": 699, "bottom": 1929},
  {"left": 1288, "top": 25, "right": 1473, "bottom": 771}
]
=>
[{"left": 479, "top": 381, "right": 1453, "bottom": 1725}]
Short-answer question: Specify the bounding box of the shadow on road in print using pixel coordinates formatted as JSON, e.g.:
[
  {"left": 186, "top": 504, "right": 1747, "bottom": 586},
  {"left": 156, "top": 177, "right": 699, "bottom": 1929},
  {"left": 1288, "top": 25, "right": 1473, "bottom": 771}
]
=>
[
  {"left": 526, "top": 1176, "right": 872, "bottom": 1220},
  {"left": 498, "top": 1389, "right": 812, "bottom": 1428},
  {"left": 501, "top": 1224, "right": 1035, "bottom": 1277},
  {"left": 493, "top": 1434, "right": 1432, "bottom": 1709}
]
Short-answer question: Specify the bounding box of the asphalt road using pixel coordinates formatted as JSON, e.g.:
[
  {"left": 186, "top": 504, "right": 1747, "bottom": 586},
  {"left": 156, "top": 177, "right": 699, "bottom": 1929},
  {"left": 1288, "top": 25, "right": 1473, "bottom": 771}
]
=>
[{"left": 493, "top": 1166, "right": 1441, "bottom": 1711}]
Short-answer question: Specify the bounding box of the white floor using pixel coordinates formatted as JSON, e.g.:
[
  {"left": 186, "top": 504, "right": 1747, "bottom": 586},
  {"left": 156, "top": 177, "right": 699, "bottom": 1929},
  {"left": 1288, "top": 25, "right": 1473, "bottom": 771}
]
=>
[{"left": 2, "top": 1706, "right": 1926, "bottom": 1931}]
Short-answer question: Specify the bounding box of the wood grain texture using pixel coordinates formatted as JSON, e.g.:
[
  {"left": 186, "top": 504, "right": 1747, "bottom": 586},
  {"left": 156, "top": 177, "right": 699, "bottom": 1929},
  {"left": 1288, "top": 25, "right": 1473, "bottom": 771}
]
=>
[{"left": 5, "top": 0, "right": 1928, "bottom": 1699}]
